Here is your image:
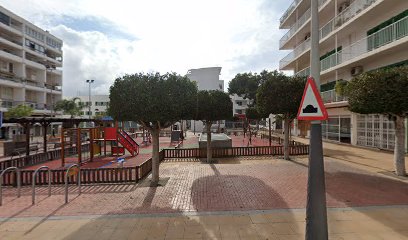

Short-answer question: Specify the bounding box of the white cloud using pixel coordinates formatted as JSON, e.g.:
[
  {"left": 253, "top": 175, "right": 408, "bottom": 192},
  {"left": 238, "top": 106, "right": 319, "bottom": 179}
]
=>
[{"left": 0, "top": 0, "right": 290, "bottom": 96}]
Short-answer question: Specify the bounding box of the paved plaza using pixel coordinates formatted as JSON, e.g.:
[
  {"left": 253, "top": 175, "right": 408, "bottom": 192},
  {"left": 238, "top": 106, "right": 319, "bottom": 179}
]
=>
[{"left": 1, "top": 149, "right": 408, "bottom": 239}]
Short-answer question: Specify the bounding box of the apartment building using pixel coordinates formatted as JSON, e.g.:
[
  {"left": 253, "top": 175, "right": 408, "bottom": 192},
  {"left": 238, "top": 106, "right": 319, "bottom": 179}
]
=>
[
  {"left": 279, "top": 0, "right": 408, "bottom": 151},
  {"left": 0, "top": 6, "right": 63, "bottom": 139},
  {"left": 186, "top": 67, "right": 226, "bottom": 132},
  {"left": 75, "top": 95, "right": 109, "bottom": 118},
  {"left": 0, "top": 6, "right": 63, "bottom": 116}
]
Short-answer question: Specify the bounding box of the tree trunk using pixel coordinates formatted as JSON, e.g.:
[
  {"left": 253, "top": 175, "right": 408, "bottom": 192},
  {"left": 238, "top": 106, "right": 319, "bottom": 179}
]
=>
[
  {"left": 394, "top": 116, "right": 406, "bottom": 176},
  {"left": 151, "top": 128, "right": 160, "bottom": 186},
  {"left": 284, "top": 118, "right": 290, "bottom": 160},
  {"left": 206, "top": 121, "right": 212, "bottom": 163}
]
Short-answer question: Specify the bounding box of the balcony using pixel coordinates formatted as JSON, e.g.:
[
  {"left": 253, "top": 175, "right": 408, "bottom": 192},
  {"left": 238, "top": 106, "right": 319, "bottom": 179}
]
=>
[
  {"left": 321, "top": 15, "right": 408, "bottom": 72},
  {"left": 280, "top": 0, "right": 329, "bottom": 46},
  {"left": 319, "top": 0, "right": 377, "bottom": 40},
  {"left": 280, "top": 0, "right": 378, "bottom": 70},
  {"left": 280, "top": 8, "right": 311, "bottom": 48},
  {"left": 280, "top": 38, "right": 311, "bottom": 69},
  {"left": 280, "top": 0, "right": 302, "bottom": 26},
  {"left": 0, "top": 100, "right": 45, "bottom": 110},
  {"left": 295, "top": 66, "right": 310, "bottom": 77},
  {"left": 321, "top": 89, "right": 348, "bottom": 104}
]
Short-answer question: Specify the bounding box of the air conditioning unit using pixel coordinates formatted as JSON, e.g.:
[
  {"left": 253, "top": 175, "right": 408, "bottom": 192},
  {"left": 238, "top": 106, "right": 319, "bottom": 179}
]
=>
[{"left": 351, "top": 66, "right": 363, "bottom": 76}]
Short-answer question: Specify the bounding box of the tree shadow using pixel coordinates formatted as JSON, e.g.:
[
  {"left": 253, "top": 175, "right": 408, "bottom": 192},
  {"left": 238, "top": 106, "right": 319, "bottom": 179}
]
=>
[
  {"left": 58, "top": 161, "right": 300, "bottom": 240},
  {"left": 290, "top": 157, "right": 408, "bottom": 237}
]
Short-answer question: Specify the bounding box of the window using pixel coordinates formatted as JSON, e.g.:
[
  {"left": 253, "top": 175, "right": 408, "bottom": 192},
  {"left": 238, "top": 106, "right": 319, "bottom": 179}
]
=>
[
  {"left": 46, "top": 37, "right": 62, "bottom": 50},
  {"left": 236, "top": 101, "right": 242, "bottom": 106},
  {"left": 0, "top": 87, "right": 13, "bottom": 99},
  {"left": 0, "top": 11, "right": 10, "bottom": 26}
]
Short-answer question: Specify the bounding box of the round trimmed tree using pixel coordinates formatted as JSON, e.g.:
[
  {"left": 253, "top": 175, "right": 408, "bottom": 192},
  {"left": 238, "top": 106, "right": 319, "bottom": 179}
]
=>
[
  {"left": 346, "top": 66, "right": 408, "bottom": 176},
  {"left": 109, "top": 72, "right": 197, "bottom": 185}
]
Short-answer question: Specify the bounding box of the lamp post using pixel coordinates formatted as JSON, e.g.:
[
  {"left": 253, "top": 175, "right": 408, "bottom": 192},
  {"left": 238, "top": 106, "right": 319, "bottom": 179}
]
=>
[{"left": 86, "top": 80, "right": 94, "bottom": 119}]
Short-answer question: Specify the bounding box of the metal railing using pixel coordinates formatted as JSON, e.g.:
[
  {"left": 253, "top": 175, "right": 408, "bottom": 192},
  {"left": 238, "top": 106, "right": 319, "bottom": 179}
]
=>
[
  {"left": 320, "top": 0, "right": 377, "bottom": 40},
  {"left": 280, "top": 38, "right": 311, "bottom": 69},
  {"left": 280, "top": 0, "right": 377, "bottom": 69},
  {"left": 280, "top": 0, "right": 302, "bottom": 25},
  {"left": 321, "top": 15, "right": 408, "bottom": 72},
  {"left": 295, "top": 66, "right": 310, "bottom": 77},
  {"left": 280, "top": 8, "right": 311, "bottom": 48},
  {"left": 321, "top": 89, "right": 348, "bottom": 104},
  {"left": 296, "top": 15, "right": 408, "bottom": 75},
  {"left": 32, "top": 166, "right": 51, "bottom": 205},
  {"left": 65, "top": 164, "right": 81, "bottom": 204},
  {"left": 0, "top": 167, "right": 21, "bottom": 206},
  {"left": 280, "top": 0, "right": 329, "bottom": 41}
]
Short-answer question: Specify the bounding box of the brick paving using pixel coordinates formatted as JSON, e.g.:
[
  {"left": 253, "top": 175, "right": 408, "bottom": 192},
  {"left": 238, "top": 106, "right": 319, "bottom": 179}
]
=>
[{"left": 1, "top": 157, "right": 407, "bottom": 219}]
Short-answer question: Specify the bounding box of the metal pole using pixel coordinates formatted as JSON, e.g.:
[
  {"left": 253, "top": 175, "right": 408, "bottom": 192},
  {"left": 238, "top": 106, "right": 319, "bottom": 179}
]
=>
[
  {"left": 269, "top": 116, "right": 272, "bottom": 146},
  {"left": 305, "top": 0, "right": 328, "bottom": 239},
  {"left": 88, "top": 82, "right": 91, "bottom": 119},
  {"left": 0, "top": 167, "right": 21, "bottom": 206},
  {"left": 32, "top": 166, "right": 51, "bottom": 205},
  {"left": 65, "top": 164, "right": 81, "bottom": 204}
]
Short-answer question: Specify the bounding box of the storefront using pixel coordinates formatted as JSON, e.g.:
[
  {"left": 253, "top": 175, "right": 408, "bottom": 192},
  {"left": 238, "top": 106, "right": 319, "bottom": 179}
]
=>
[
  {"left": 321, "top": 115, "right": 351, "bottom": 143},
  {"left": 356, "top": 114, "right": 395, "bottom": 150}
]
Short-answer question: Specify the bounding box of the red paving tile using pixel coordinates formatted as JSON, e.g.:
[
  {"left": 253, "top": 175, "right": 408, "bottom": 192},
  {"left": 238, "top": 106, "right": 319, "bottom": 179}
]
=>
[{"left": 1, "top": 158, "right": 407, "bottom": 218}]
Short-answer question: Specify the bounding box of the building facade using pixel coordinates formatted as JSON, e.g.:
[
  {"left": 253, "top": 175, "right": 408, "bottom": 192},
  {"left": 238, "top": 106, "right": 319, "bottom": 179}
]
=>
[
  {"left": 74, "top": 95, "right": 109, "bottom": 118},
  {"left": 0, "top": 6, "right": 63, "bottom": 139},
  {"left": 186, "top": 67, "right": 226, "bottom": 132},
  {"left": 0, "top": 6, "right": 63, "bottom": 116},
  {"left": 279, "top": 0, "right": 408, "bottom": 151}
]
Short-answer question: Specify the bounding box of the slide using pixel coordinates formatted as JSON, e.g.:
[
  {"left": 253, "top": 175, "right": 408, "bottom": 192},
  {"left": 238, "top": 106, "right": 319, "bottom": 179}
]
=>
[{"left": 117, "top": 130, "right": 139, "bottom": 156}]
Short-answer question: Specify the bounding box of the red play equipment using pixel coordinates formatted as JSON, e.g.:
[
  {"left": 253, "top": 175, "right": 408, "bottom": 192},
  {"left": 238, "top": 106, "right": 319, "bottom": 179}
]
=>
[{"left": 95, "top": 127, "right": 139, "bottom": 157}]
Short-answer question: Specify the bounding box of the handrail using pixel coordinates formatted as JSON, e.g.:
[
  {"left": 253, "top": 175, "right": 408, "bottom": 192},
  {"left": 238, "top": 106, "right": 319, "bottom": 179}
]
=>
[
  {"left": 10, "top": 151, "right": 21, "bottom": 160},
  {"left": 32, "top": 166, "right": 51, "bottom": 205},
  {"left": 0, "top": 167, "right": 21, "bottom": 206},
  {"left": 65, "top": 164, "right": 81, "bottom": 204}
]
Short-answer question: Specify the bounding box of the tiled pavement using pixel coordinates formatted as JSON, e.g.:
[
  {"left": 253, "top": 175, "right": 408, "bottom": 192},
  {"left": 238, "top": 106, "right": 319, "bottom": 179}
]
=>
[
  {"left": 1, "top": 157, "right": 408, "bottom": 216},
  {"left": 1, "top": 151, "right": 408, "bottom": 239}
]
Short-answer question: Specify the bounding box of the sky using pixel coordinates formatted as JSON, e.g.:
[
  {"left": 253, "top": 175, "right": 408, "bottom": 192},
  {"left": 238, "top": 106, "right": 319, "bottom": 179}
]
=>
[{"left": 0, "top": 0, "right": 289, "bottom": 96}]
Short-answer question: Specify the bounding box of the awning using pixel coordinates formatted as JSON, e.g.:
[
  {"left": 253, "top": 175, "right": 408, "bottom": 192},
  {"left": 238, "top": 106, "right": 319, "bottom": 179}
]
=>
[{"left": 1, "top": 123, "right": 19, "bottom": 127}]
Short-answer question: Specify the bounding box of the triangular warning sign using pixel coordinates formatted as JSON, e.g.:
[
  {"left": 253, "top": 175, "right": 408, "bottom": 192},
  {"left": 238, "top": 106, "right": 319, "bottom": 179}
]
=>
[{"left": 297, "top": 77, "right": 328, "bottom": 121}]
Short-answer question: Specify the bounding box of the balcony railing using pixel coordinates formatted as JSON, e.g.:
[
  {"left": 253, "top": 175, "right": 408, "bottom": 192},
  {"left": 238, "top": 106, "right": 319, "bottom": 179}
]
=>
[
  {"left": 280, "top": 38, "right": 311, "bottom": 69},
  {"left": 280, "top": 0, "right": 302, "bottom": 25},
  {"left": 280, "top": 8, "right": 311, "bottom": 48},
  {"left": 320, "top": 0, "right": 377, "bottom": 40},
  {"left": 280, "top": 0, "right": 377, "bottom": 69},
  {"left": 295, "top": 67, "right": 310, "bottom": 77},
  {"left": 280, "top": 0, "right": 329, "bottom": 45},
  {"left": 321, "top": 89, "right": 348, "bottom": 104},
  {"left": 0, "top": 100, "right": 46, "bottom": 110},
  {"left": 321, "top": 15, "right": 408, "bottom": 72}
]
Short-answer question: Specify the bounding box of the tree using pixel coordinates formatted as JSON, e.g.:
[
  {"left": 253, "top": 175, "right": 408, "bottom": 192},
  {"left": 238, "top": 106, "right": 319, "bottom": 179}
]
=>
[
  {"left": 196, "top": 90, "right": 233, "bottom": 163},
  {"left": 54, "top": 98, "right": 83, "bottom": 118},
  {"left": 109, "top": 72, "right": 197, "bottom": 185},
  {"left": 228, "top": 72, "right": 259, "bottom": 101},
  {"left": 257, "top": 71, "right": 305, "bottom": 160},
  {"left": 345, "top": 67, "right": 408, "bottom": 176},
  {"left": 4, "top": 104, "right": 33, "bottom": 118}
]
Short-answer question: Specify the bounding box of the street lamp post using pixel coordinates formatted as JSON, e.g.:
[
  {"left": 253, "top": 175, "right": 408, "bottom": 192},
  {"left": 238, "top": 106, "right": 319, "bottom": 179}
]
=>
[{"left": 86, "top": 80, "right": 94, "bottom": 119}]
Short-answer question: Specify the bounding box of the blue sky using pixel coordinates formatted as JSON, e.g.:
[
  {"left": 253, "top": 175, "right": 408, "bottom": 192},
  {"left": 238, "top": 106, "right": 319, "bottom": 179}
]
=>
[{"left": 0, "top": 0, "right": 289, "bottom": 96}]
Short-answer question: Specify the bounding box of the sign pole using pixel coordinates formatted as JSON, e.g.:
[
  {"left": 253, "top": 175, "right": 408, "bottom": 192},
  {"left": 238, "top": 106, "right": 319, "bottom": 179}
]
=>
[{"left": 305, "top": 0, "right": 328, "bottom": 239}]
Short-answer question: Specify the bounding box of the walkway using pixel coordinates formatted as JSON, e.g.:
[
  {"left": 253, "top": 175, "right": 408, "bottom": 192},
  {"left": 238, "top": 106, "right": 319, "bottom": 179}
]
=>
[{"left": 293, "top": 136, "right": 408, "bottom": 174}]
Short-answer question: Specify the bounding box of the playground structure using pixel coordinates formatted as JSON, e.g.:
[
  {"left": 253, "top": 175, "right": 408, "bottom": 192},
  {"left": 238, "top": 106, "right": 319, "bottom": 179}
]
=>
[{"left": 60, "top": 126, "right": 139, "bottom": 167}]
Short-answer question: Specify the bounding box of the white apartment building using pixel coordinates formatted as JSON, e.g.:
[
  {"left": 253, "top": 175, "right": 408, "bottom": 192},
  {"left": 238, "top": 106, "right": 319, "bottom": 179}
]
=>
[
  {"left": 75, "top": 95, "right": 109, "bottom": 117},
  {"left": 186, "top": 67, "right": 226, "bottom": 132},
  {"left": 279, "top": 0, "right": 408, "bottom": 151},
  {"left": 0, "top": 6, "right": 63, "bottom": 139},
  {"left": 0, "top": 6, "right": 63, "bottom": 116}
]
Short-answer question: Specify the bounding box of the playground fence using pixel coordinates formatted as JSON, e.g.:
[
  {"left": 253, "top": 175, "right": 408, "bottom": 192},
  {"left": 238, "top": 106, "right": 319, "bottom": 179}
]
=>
[
  {"left": 1, "top": 145, "right": 308, "bottom": 186},
  {"left": 0, "top": 144, "right": 90, "bottom": 171}
]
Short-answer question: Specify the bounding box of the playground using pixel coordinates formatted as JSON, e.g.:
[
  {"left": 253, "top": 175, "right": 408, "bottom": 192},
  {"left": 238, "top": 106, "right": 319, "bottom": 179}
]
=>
[{"left": 19, "top": 128, "right": 276, "bottom": 171}]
